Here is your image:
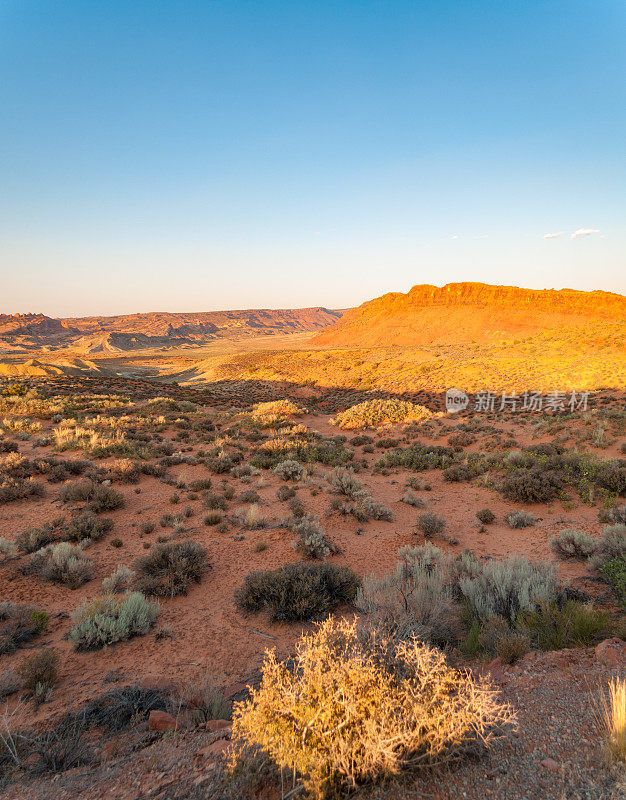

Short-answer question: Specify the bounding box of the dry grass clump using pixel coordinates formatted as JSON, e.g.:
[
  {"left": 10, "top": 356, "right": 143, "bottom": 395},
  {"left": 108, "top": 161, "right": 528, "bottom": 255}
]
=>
[
  {"left": 134, "top": 541, "right": 207, "bottom": 598},
  {"left": 550, "top": 529, "right": 598, "bottom": 560},
  {"left": 230, "top": 617, "right": 515, "bottom": 799},
  {"left": 234, "top": 562, "right": 360, "bottom": 622},
  {"left": 598, "top": 677, "right": 626, "bottom": 763},
  {"left": 236, "top": 503, "right": 267, "bottom": 530},
  {"left": 330, "top": 399, "right": 432, "bottom": 430},
  {"left": 29, "top": 542, "right": 93, "bottom": 589},
  {"left": 69, "top": 592, "right": 159, "bottom": 651}
]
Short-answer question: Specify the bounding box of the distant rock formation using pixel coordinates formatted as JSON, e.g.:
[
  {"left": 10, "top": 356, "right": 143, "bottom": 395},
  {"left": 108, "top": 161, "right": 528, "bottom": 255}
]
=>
[{"left": 312, "top": 282, "right": 626, "bottom": 347}]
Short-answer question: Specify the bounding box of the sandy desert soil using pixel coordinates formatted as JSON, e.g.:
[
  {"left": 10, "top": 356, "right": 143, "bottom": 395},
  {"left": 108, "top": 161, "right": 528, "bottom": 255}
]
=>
[{"left": 0, "top": 378, "right": 624, "bottom": 799}]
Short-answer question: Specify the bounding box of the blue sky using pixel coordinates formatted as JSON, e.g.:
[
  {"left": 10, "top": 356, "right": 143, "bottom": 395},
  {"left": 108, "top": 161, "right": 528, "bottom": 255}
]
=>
[{"left": 1, "top": 0, "right": 624, "bottom": 316}]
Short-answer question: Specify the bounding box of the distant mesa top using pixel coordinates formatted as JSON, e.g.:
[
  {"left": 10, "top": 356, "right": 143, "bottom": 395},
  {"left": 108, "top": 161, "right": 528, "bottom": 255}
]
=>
[{"left": 312, "top": 282, "right": 626, "bottom": 347}]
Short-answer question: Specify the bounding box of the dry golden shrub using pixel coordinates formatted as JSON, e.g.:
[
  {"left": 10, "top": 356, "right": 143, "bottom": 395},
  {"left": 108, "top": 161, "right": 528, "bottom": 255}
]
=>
[
  {"left": 330, "top": 399, "right": 432, "bottom": 430},
  {"left": 230, "top": 617, "right": 515, "bottom": 798}
]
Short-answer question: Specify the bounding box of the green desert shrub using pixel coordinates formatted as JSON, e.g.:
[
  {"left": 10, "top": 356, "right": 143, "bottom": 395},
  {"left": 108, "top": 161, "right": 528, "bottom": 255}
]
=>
[
  {"left": 476, "top": 508, "right": 495, "bottom": 525},
  {"left": 134, "top": 540, "right": 208, "bottom": 598},
  {"left": 549, "top": 529, "right": 597, "bottom": 560},
  {"left": 69, "top": 592, "right": 159, "bottom": 651},
  {"left": 500, "top": 468, "right": 562, "bottom": 504},
  {"left": 598, "top": 556, "right": 626, "bottom": 605},
  {"left": 60, "top": 479, "right": 124, "bottom": 513},
  {"left": 29, "top": 541, "right": 93, "bottom": 589},
  {"left": 518, "top": 600, "right": 612, "bottom": 649},
  {"left": 18, "top": 648, "right": 59, "bottom": 702},
  {"left": 416, "top": 512, "right": 446, "bottom": 537},
  {"left": 0, "top": 602, "right": 49, "bottom": 655},
  {"left": 234, "top": 562, "right": 360, "bottom": 622}
]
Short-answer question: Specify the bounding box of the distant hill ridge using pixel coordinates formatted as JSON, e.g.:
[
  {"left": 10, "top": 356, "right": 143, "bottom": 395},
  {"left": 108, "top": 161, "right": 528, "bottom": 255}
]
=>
[
  {"left": 0, "top": 307, "right": 343, "bottom": 352},
  {"left": 313, "top": 282, "right": 626, "bottom": 347}
]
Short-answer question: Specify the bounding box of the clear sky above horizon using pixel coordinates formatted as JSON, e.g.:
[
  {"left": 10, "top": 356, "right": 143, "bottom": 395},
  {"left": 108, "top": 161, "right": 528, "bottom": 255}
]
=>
[{"left": 1, "top": 0, "right": 625, "bottom": 317}]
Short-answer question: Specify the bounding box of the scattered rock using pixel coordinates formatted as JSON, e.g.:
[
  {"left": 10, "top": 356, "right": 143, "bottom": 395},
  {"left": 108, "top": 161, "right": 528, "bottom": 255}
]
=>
[
  {"left": 206, "top": 719, "right": 231, "bottom": 733},
  {"left": 595, "top": 638, "right": 625, "bottom": 668},
  {"left": 540, "top": 758, "right": 560, "bottom": 772},
  {"left": 148, "top": 710, "right": 179, "bottom": 732}
]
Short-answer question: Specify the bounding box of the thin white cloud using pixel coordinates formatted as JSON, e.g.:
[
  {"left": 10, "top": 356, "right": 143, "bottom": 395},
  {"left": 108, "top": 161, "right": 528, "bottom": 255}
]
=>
[
  {"left": 450, "top": 234, "right": 460, "bottom": 239},
  {"left": 543, "top": 231, "right": 565, "bottom": 239},
  {"left": 477, "top": 234, "right": 488, "bottom": 239},
  {"left": 571, "top": 228, "right": 600, "bottom": 239}
]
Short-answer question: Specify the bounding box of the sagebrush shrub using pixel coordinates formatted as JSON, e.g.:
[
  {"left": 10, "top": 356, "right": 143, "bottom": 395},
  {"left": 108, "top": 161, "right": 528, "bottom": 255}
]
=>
[
  {"left": 476, "top": 508, "right": 495, "bottom": 525},
  {"left": 505, "top": 510, "right": 537, "bottom": 529},
  {"left": 500, "top": 468, "right": 561, "bottom": 503},
  {"left": 589, "top": 524, "right": 626, "bottom": 570},
  {"left": 29, "top": 541, "right": 93, "bottom": 589},
  {"left": 102, "top": 564, "right": 135, "bottom": 594},
  {"left": 273, "top": 460, "right": 304, "bottom": 481},
  {"left": 60, "top": 479, "right": 124, "bottom": 513},
  {"left": 549, "top": 529, "right": 597, "bottom": 560},
  {"left": 230, "top": 617, "right": 515, "bottom": 799},
  {"left": 292, "top": 515, "right": 336, "bottom": 560},
  {"left": 69, "top": 592, "right": 159, "bottom": 650},
  {"left": 459, "top": 556, "right": 557, "bottom": 624},
  {"left": 356, "top": 550, "right": 457, "bottom": 646},
  {"left": 18, "top": 648, "right": 59, "bottom": 703}
]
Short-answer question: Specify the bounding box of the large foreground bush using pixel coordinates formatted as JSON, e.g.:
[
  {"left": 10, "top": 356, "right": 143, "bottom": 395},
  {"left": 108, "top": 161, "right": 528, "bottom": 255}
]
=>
[{"left": 230, "top": 617, "right": 515, "bottom": 799}]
